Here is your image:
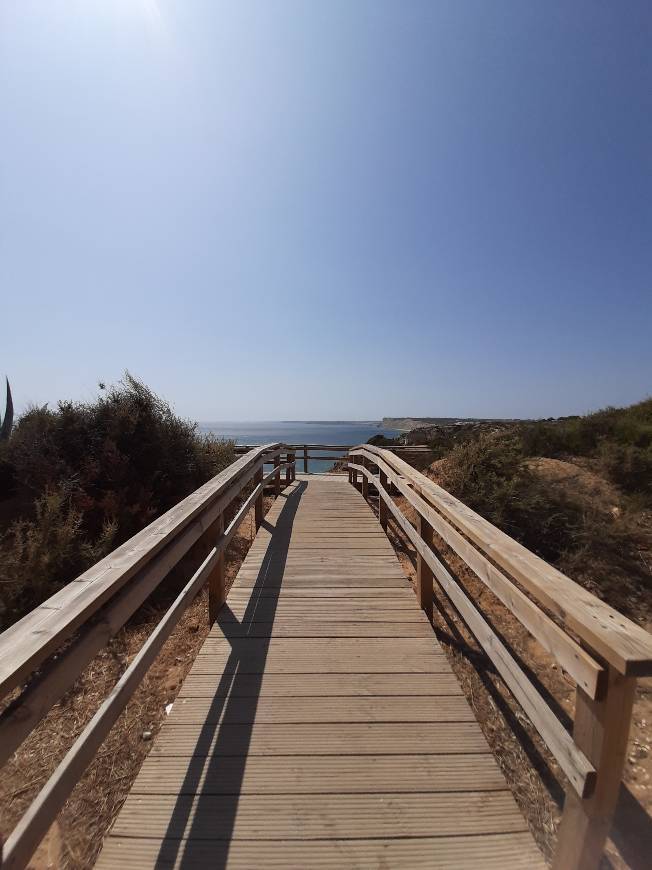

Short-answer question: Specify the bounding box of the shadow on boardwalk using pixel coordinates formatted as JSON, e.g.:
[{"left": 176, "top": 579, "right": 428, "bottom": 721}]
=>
[{"left": 154, "top": 482, "right": 306, "bottom": 869}]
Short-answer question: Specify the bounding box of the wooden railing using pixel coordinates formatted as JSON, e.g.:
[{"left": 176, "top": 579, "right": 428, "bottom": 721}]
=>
[
  {"left": 0, "top": 444, "right": 295, "bottom": 870},
  {"left": 347, "top": 444, "right": 652, "bottom": 870},
  {"left": 234, "top": 443, "right": 431, "bottom": 473}
]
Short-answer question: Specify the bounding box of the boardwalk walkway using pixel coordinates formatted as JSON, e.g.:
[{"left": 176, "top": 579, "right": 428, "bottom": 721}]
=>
[{"left": 97, "top": 476, "right": 543, "bottom": 868}]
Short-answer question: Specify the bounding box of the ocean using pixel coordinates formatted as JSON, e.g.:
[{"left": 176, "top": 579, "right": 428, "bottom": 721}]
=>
[{"left": 199, "top": 421, "right": 400, "bottom": 473}]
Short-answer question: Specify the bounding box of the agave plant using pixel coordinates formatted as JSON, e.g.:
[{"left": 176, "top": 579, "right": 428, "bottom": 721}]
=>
[{"left": 0, "top": 377, "right": 13, "bottom": 441}]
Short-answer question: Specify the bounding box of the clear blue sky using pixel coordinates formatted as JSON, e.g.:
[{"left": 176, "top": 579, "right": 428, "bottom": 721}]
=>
[{"left": 1, "top": 1, "right": 650, "bottom": 421}]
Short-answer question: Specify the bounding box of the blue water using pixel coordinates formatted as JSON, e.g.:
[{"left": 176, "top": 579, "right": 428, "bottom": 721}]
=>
[{"left": 199, "top": 421, "right": 400, "bottom": 473}]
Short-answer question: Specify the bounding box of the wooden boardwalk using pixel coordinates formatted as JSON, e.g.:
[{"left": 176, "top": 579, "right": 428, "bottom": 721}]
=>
[{"left": 97, "top": 476, "right": 543, "bottom": 869}]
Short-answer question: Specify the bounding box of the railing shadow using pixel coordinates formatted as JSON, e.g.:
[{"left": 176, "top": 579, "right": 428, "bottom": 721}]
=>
[{"left": 154, "top": 481, "right": 306, "bottom": 869}]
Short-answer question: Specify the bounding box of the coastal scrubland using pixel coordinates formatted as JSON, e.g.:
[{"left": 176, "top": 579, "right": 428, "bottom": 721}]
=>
[{"left": 2, "top": 388, "right": 651, "bottom": 866}]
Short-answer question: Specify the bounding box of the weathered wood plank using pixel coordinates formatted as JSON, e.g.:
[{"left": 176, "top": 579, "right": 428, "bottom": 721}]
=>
[
  {"left": 130, "top": 753, "right": 504, "bottom": 794},
  {"left": 167, "top": 695, "right": 474, "bottom": 724},
  {"left": 110, "top": 791, "right": 529, "bottom": 839},
  {"left": 179, "top": 672, "right": 462, "bottom": 696},
  {"left": 149, "top": 721, "right": 490, "bottom": 756},
  {"left": 96, "top": 833, "right": 545, "bottom": 870}
]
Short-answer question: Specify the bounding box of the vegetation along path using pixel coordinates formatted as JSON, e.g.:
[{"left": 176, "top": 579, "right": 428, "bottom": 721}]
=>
[{"left": 96, "top": 476, "right": 543, "bottom": 868}]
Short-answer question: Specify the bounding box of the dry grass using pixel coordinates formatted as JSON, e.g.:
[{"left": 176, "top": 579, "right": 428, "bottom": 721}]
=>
[{"left": 0, "top": 497, "right": 272, "bottom": 870}]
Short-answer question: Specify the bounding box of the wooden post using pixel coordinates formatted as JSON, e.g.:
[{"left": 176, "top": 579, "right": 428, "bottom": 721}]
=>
[
  {"left": 348, "top": 454, "right": 353, "bottom": 484},
  {"left": 289, "top": 451, "right": 295, "bottom": 482},
  {"left": 554, "top": 664, "right": 636, "bottom": 870},
  {"left": 379, "top": 470, "right": 388, "bottom": 532},
  {"left": 416, "top": 513, "right": 434, "bottom": 621},
  {"left": 361, "top": 457, "right": 369, "bottom": 501},
  {"left": 303, "top": 445, "right": 308, "bottom": 474},
  {"left": 273, "top": 453, "right": 281, "bottom": 496},
  {"left": 207, "top": 513, "right": 225, "bottom": 625},
  {"left": 254, "top": 466, "right": 263, "bottom": 530},
  {"left": 352, "top": 457, "right": 358, "bottom": 487},
  {"left": 285, "top": 452, "right": 291, "bottom": 486}
]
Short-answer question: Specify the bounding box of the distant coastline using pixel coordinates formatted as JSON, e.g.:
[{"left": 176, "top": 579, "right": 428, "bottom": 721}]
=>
[{"left": 382, "top": 416, "right": 520, "bottom": 432}]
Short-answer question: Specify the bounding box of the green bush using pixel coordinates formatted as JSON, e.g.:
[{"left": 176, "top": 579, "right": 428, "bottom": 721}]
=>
[
  {"left": 0, "top": 374, "right": 234, "bottom": 628},
  {"left": 0, "top": 487, "right": 117, "bottom": 628},
  {"left": 435, "top": 430, "right": 643, "bottom": 569},
  {"left": 519, "top": 398, "right": 652, "bottom": 502}
]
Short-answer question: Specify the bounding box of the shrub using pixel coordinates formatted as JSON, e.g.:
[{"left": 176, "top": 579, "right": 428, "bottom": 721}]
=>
[
  {"left": 435, "top": 430, "right": 642, "bottom": 565},
  {"left": 0, "top": 374, "right": 235, "bottom": 628},
  {"left": 0, "top": 487, "right": 117, "bottom": 628},
  {"left": 519, "top": 398, "right": 652, "bottom": 502}
]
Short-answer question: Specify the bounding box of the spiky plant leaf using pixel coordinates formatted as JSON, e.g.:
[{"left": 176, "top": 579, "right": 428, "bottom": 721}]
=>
[{"left": 0, "top": 377, "right": 13, "bottom": 440}]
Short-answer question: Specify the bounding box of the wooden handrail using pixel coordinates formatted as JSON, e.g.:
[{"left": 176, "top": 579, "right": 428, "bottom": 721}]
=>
[
  {"left": 0, "top": 443, "right": 288, "bottom": 701},
  {"left": 353, "top": 444, "right": 652, "bottom": 676},
  {"left": 357, "top": 449, "right": 604, "bottom": 697},
  {"left": 0, "top": 444, "right": 297, "bottom": 870},
  {"left": 348, "top": 445, "right": 652, "bottom": 870}
]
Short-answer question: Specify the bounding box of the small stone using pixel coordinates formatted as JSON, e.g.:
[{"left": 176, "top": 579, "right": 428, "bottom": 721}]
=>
[{"left": 142, "top": 730, "right": 152, "bottom": 741}]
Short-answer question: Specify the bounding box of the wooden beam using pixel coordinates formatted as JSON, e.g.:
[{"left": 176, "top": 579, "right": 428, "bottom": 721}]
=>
[
  {"left": 274, "top": 453, "right": 281, "bottom": 496},
  {"left": 554, "top": 663, "right": 636, "bottom": 870},
  {"left": 254, "top": 467, "right": 263, "bottom": 530},
  {"left": 361, "top": 457, "right": 369, "bottom": 501},
  {"left": 379, "top": 470, "right": 388, "bottom": 532},
  {"left": 207, "top": 514, "right": 225, "bottom": 625},
  {"left": 416, "top": 514, "right": 434, "bottom": 622}
]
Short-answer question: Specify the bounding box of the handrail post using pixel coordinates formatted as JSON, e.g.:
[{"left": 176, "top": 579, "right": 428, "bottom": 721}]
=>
[
  {"left": 289, "top": 450, "right": 295, "bottom": 482},
  {"left": 361, "top": 457, "right": 369, "bottom": 501},
  {"left": 416, "top": 514, "right": 434, "bottom": 621},
  {"left": 254, "top": 465, "right": 263, "bottom": 530},
  {"left": 351, "top": 457, "right": 358, "bottom": 488},
  {"left": 554, "top": 663, "right": 636, "bottom": 870},
  {"left": 347, "top": 454, "right": 353, "bottom": 484},
  {"left": 274, "top": 452, "right": 281, "bottom": 496},
  {"left": 379, "top": 470, "right": 388, "bottom": 532},
  {"left": 207, "top": 513, "right": 225, "bottom": 625},
  {"left": 303, "top": 445, "right": 308, "bottom": 474},
  {"left": 285, "top": 451, "right": 291, "bottom": 486}
]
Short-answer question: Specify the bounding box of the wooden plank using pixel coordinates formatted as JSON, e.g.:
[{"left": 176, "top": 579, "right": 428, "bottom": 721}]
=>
[
  {"left": 209, "top": 621, "right": 433, "bottom": 638},
  {"left": 554, "top": 665, "right": 637, "bottom": 870},
  {"left": 226, "top": 588, "right": 413, "bottom": 598},
  {"left": 110, "top": 791, "right": 529, "bottom": 840},
  {"left": 190, "top": 653, "right": 452, "bottom": 674},
  {"left": 130, "top": 753, "right": 504, "bottom": 794},
  {"left": 197, "top": 637, "right": 440, "bottom": 654},
  {"left": 97, "top": 832, "right": 545, "bottom": 870},
  {"left": 220, "top": 608, "right": 427, "bottom": 623},
  {"left": 231, "top": 576, "right": 410, "bottom": 588},
  {"left": 167, "top": 695, "right": 474, "bottom": 724},
  {"left": 179, "top": 672, "right": 462, "bottom": 696},
  {"left": 150, "top": 722, "right": 490, "bottom": 756}
]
